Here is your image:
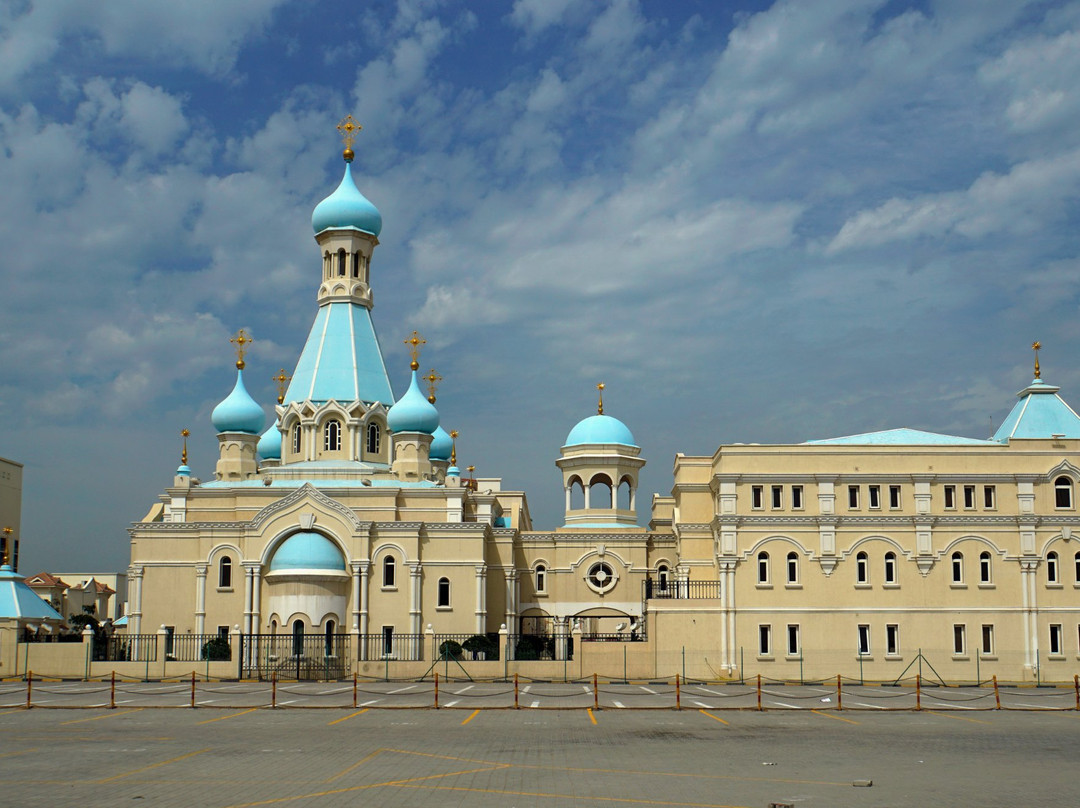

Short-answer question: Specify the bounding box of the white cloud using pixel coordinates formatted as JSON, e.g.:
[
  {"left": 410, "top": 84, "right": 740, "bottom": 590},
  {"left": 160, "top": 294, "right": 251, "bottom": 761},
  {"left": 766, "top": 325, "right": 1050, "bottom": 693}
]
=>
[{"left": 508, "top": 0, "right": 580, "bottom": 37}]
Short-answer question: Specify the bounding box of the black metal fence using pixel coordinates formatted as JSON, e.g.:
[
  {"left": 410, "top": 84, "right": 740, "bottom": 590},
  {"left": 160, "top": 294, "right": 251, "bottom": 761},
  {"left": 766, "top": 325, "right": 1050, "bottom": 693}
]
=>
[
  {"left": 100, "top": 634, "right": 158, "bottom": 662},
  {"left": 431, "top": 633, "right": 501, "bottom": 661},
  {"left": 240, "top": 633, "right": 352, "bottom": 680},
  {"left": 164, "top": 633, "right": 231, "bottom": 662}
]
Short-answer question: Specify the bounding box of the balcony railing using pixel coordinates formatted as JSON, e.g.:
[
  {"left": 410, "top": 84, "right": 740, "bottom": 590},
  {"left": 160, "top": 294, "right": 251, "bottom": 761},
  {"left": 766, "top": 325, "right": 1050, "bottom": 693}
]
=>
[{"left": 643, "top": 580, "right": 722, "bottom": 600}]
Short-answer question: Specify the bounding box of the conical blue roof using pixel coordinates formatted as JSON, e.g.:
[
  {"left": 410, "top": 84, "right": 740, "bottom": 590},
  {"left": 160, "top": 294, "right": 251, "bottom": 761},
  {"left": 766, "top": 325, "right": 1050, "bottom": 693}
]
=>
[
  {"left": 0, "top": 566, "right": 64, "bottom": 621},
  {"left": 312, "top": 162, "right": 382, "bottom": 237},
  {"left": 211, "top": 369, "right": 266, "bottom": 434},
  {"left": 993, "top": 379, "right": 1080, "bottom": 441},
  {"left": 258, "top": 421, "right": 282, "bottom": 459},
  {"left": 430, "top": 425, "right": 453, "bottom": 460},
  {"left": 387, "top": 371, "right": 439, "bottom": 434}
]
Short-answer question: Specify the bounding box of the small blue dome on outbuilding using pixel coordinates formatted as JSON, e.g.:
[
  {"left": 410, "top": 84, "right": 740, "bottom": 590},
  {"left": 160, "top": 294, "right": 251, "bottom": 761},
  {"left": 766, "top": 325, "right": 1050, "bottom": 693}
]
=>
[
  {"left": 211, "top": 370, "right": 266, "bottom": 435},
  {"left": 258, "top": 421, "right": 282, "bottom": 459},
  {"left": 269, "top": 532, "right": 346, "bottom": 572},
  {"left": 312, "top": 162, "right": 382, "bottom": 237},
  {"left": 430, "top": 425, "right": 453, "bottom": 461},
  {"left": 564, "top": 414, "right": 636, "bottom": 447},
  {"left": 387, "top": 371, "right": 439, "bottom": 435}
]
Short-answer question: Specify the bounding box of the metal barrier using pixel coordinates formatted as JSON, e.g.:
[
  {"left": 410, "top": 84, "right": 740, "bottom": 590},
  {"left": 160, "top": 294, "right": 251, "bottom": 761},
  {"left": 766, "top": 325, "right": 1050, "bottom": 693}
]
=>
[
  {"left": 241, "top": 634, "right": 351, "bottom": 680},
  {"left": 164, "top": 633, "right": 230, "bottom": 662}
]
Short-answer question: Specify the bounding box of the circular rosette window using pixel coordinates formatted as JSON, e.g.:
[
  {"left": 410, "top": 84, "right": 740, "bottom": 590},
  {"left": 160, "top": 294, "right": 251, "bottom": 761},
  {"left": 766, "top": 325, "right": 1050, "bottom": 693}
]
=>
[{"left": 586, "top": 561, "right": 618, "bottom": 594}]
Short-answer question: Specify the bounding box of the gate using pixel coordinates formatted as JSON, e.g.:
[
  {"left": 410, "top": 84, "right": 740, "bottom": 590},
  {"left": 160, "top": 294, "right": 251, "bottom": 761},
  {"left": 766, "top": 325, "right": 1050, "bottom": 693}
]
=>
[{"left": 240, "top": 633, "right": 351, "bottom": 681}]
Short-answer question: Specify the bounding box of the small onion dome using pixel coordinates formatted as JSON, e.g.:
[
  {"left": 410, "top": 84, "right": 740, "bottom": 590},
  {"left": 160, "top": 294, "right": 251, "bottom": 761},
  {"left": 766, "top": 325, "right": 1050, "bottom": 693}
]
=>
[
  {"left": 211, "top": 369, "right": 266, "bottom": 434},
  {"left": 447, "top": 465, "right": 460, "bottom": 477},
  {"left": 387, "top": 371, "right": 439, "bottom": 434},
  {"left": 311, "top": 162, "right": 382, "bottom": 237},
  {"left": 564, "top": 414, "right": 636, "bottom": 447},
  {"left": 176, "top": 464, "right": 191, "bottom": 476},
  {"left": 258, "top": 421, "right": 282, "bottom": 459},
  {"left": 269, "top": 531, "right": 346, "bottom": 572},
  {"left": 430, "top": 425, "right": 453, "bottom": 461}
]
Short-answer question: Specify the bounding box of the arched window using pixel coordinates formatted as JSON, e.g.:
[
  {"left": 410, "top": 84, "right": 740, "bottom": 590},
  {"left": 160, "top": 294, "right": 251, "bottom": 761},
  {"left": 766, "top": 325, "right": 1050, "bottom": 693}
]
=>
[
  {"left": 437, "top": 577, "right": 451, "bottom": 607},
  {"left": 657, "top": 564, "right": 669, "bottom": 592},
  {"left": 757, "top": 552, "right": 770, "bottom": 584},
  {"left": 366, "top": 423, "right": 381, "bottom": 455},
  {"left": 979, "top": 551, "right": 992, "bottom": 584},
  {"left": 292, "top": 620, "right": 304, "bottom": 657},
  {"left": 323, "top": 251, "right": 331, "bottom": 279},
  {"left": 884, "top": 552, "right": 897, "bottom": 584},
  {"left": 786, "top": 552, "right": 799, "bottom": 584},
  {"left": 856, "top": 551, "right": 869, "bottom": 584},
  {"left": 291, "top": 424, "right": 301, "bottom": 454},
  {"left": 337, "top": 248, "right": 346, "bottom": 276},
  {"left": 218, "top": 557, "right": 232, "bottom": 588},
  {"left": 1074, "top": 551, "right": 1080, "bottom": 583},
  {"left": 383, "top": 556, "right": 396, "bottom": 588},
  {"left": 351, "top": 251, "right": 360, "bottom": 278},
  {"left": 951, "top": 552, "right": 964, "bottom": 584},
  {"left": 569, "top": 478, "right": 585, "bottom": 510},
  {"left": 618, "top": 478, "right": 632, "bottom": 510},
  {"left": 1047, "top": 551, "right": 1060, "bottom": 584},
  {"left": 324, "top": 419, "right": 341, "bottom": 451},
  {"left": 589, "top": 475, "right": 613, "bottom": 508},
  {"left": 535, "top": 564, "right": 547, "bottom": 593},
  {"left": 1055, "top": 476, "right": 1073, "bottom": 509}
]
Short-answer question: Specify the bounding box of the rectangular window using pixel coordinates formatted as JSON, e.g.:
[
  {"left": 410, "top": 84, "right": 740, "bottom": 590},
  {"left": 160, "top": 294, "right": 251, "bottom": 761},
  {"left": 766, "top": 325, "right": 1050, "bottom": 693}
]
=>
[
  {"left": 889, "top": 485, "right": 901, "bottom": 509},
  {"left": 771, "top": 485, "right": 783, "bottom": 509},
  {"left": 164, "top": 626, "right": 175, "bottom": 657},
  {"left": 758, "top": 624, "right": 772, "bottom": 656},
  {"left": 1050, "top": 624, "right": 1063, "bottom": 656},
  {"left": 787, "top": 624, "right": 800, "bottom": 656},
  {"left": 848, "top": 485, "right": 860, "bottom": 509},
  {"left": 886, "top": 624, "right": 899, "bottom": 656},
  {"left": 868, "top": 485, "right": 881, "bottom": 509},
  {"left": 791, "top": 485, "right": 804, "bottom": 510},
  {"left": 983, "top": 485, "right": 996, "bottom": 509},
  {"left": 382, "top": 626, "right": 394, "bottom": 657},
  {"left": 953, "top": 624, "right": 966, "bottom": 655},
  {"left": 963, "top": 485, "right": 976, "bottom": 509},
  {"left": 857, "top": 624, "right": 871, "bottom": 656},
  {"left": 981, "top": 625, "right": 994, "bottom": 656},
  {"left": 944, "top": 485, "right": 956, "bottom": 509},
  {"left": 217, "top": 625, "right": 229, "bottom": 640},
  {"left": 751, "top": 485, "right": 763, "bottom": 510}
]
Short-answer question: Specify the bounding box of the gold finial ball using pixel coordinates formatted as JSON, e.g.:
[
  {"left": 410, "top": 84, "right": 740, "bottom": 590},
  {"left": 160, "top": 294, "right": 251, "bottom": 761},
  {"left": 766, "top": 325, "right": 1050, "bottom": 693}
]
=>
[
  {"left": 410, "top": 360, "right": 419, "bottom": 371},
  {"left": 343, "top": 147, "right": 354, "bottom": 163},
  {"left": 236, "top": 359, "right": 246, "bottom": 370},
  {"left": 181, "top": 429, "right": 190, "bottom": 438}
]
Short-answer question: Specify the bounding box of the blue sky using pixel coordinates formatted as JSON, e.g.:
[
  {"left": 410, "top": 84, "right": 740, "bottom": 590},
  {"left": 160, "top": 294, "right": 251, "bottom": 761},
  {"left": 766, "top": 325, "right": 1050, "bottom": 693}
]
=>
[{"left": 1, "top": 0, "right": 1078, "bottom": 572}]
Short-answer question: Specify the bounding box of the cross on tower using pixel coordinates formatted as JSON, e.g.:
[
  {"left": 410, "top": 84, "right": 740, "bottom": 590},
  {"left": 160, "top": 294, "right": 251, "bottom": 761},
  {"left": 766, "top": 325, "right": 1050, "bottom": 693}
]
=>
[
  {"left": 337, "top": 115, "right": 362, "bottom": 162},
  {"left": 273, "top": 369, "right": 292, "bottom": 404},
  {"left": 230, "top": 329, "right": 253, "bottom": 370},
  {"left": 425, "top": 369, "right": 442, "bottom": 403},
  {"left": 404, "top": 331, "right": 426, "bottom": 371}
]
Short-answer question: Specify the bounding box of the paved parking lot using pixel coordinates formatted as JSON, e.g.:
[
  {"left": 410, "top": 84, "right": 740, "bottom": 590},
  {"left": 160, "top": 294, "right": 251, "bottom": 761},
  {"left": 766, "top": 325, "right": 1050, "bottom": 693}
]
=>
[
  {"left": 2, "top": 677, "right": 1075, "bottom": 711},
  {"left": 0, "top": 704, "right": 1077, "bottom": 807}
]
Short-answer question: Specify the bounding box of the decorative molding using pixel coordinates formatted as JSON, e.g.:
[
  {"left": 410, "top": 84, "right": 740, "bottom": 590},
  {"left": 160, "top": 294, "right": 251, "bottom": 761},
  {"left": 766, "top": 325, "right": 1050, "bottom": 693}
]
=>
[{"left": 248, "top": 483, "right": 367, "bottom": 533}]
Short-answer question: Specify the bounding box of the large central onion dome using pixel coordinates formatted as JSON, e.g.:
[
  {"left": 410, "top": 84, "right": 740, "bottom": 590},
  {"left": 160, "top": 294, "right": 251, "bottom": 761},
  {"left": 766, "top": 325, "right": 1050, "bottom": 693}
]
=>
[
  {"left": 564, "top": 414, "right": 637, "bottom": 447},
  {"left": 269, "top": 531, "right": 346, "bottom": 572},
  {"left": 387, "top": 371, "right": 439, "bottom": 434},
  {"left": 211, "top": 370, "right": 266, "bottom": 435},
  {"left": 311, "top": 162, "right": 382, "bottom": 237}
]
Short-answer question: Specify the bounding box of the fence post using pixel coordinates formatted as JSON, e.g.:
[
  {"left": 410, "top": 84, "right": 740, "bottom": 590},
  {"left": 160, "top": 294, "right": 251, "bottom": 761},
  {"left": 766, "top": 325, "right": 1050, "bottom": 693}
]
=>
[
  {"left": 434, "top": 671, "right": 439, "bottom": 709},
  {"left": 353, "top": 672, "right": 358, "bottom": 709},
  {"left": 158, "top": 625, "right": 168, "bottom": 680},
  {"left": 83, "top": 625, "right": 94, "bottom": 681},
  {"left": 593, "top": 672, "right": 599, "bottom": 711},
  {"left": 915, "top": 674, "right": 921, "bottom": 711},
  {"left": 110, "top": 670, "right": 116, "bottom": 709},
  {"left": 675, "top": 673, "right": 681, "bottom": 711},
  {"left": 231, "top": 625, "right": 242, "bottom": 680},
  {"left": 994, "top": 675, "right": 1001, "bottom": 710},
  {"left": 756, "top": 673, "right": 762, "bottom": 711},
  {"left": 26, "top": 671, "right": 32, "bottom": 709},
  {"left": 682, "top": 646, "right": 686, "bottom": 683},
  {"left": 500, "top": 624, "right": 509, "bottom": 681},
  {"left": 191, "top": 671, "right": 196, "bottom": 708},
  {"left": 836, "top": 674, "right": 842, "bottom": 711},
  {"left": 1075, "top": 674, "right": 1079, "bottom": 711},
  {"left": 514, "top": 672, "right": 519, "bottom": 710},
  {"left": 271, "top": 671, "right": 277, "bottom": 709}
]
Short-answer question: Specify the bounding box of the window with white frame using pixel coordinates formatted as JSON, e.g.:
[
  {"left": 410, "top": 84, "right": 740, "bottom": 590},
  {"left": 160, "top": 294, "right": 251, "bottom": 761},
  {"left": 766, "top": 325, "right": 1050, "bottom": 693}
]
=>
[
  {"left": 868, "top": 485, "right": 881, "bottom": 509},
  {"left": 786, "top": 552, "right": 799, "bottom": 585},
  {"left": 953, "top": 624, "right": 966, "bottom": 655},
  {"left": 983, "top": 485, "right": 996, "bottom": 509},
  {"left": 889, "top": 485, "right": 901, "bottom": 509},
  {"left": 963, "top": 485, "right": 976, "bottom": 509},
  {"left": 857, "top": 624, "right": 871, "bottom": 655},
  {"left": 848, "top": 485, "right": 859, "bottom": 509},
  {"left": 324, "top": 418, "right": 342, "bottom": 451},
  {"left": 1050, "top": 623, "right": 1063, "bottom": 656},
  {"left": 979, "top": 551, "right": 992, "bottom": 584},
  {"left": 1075, "top": 552, "right": 1080, "bottom": 584},
  {"left": 791, "top": 485, "right": 804, "bottom": 509},
  {"left": 218, "top": 556, "right": 232, "bottom": 588},
  {"left": 951, "top": 551, "right": 964, "bottom": 584},
  {"left": 535, "top": 564, "right": 547, "bottom": 594},
  {"left": 758, "top": 624, "right": 772, "bottom": 656},
  {"left": 657, "top": 564, "right": 669, "bottom": 592},
  {"left": 787, "top": 624, "right": 800, "bottom": 656},
  {"left": 981, "top": 624, "right": 994, "bottom": 656},
  {"left": 944, "top": 484, "right": 956, "bottom": 509},
  {"left": 751, "top": 485, "right": 763, "bottom": 509},
  {"left": 884, "top": 552, "right": 897, "bottom": 585},
  {"left": 291, "top": 424, "right": 302, "bottom": 454},
  {"left": 437, "top": 577, "right": 451, "bottom": 608},
  {"left": 382, "top": 556, "right": 396, "bottom": 588},
  {"left": 1055, "top": 476, "right": 1073, "bottom": 509},
  {"left": 757, "top": 552, "right": 770, "bottom": 585},
  {"left": 1048, "top": 551, "right": 1060, "bottom": 584},
  {"left": 856, "top": 551, "right": 869, "bottom": 585},
  {"left": 366, "top": 423, "right": 381, "bottom": 455},
  {"left": 771, "top": 485, "right": 783, "bottom": 509},
  {"left": 886, "top": 624, "right": 899, "bottom": 656}
]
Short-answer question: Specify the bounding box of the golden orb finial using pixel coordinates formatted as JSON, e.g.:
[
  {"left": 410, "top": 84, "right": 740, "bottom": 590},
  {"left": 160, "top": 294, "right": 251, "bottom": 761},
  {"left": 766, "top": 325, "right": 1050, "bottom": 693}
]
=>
[
  {"left": 424, "top": 368, "right": 442, "bottom": 403},
  {"left": 1032, "top": 341, "right": 1042, "bottom": 379},
  {"left": 597, "top": 382, "right": 606, "bottom": 415},
  {"left": 181, "top": 429, "right": 190, "bottom": 465},
  {"left": 404, "top": 330, "right": 426, "bottom": 371},
  {"left": 450, "top": 429, "right": 458, "bottom": 465},
  {"left": 1, "top": 526, "right": 10, "bottom": 566},
  {"left": 337, "top": 115, "right": 362, "bottom": 163},
  {"left": 272, "top": 369, "right": 291, "bottom": 405},
  {"left": 230, "top": 329, "right": 252, "bottom": 370}
]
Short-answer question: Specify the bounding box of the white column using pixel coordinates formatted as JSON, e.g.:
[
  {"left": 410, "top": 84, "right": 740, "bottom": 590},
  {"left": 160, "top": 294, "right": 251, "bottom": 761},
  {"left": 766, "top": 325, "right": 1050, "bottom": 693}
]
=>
[
  {"left": 584, "top": 485, "right": 591, "bottom": 509},
  {"left": 195, "top": 565, "right": 207, "bottom": 635},
  {"left": 359, "top": 562, "right": 370, "bottom": 638},
  {"left": 564, "top": 485, "right": 571, "bottom": 511},
  {"left": 555, "top": 616, "right": 568, "bottom": 661},
  {"left": 351, "top": 563, "right": 362, "bottom": 631},
  {"left": 410, "top": 563, "right": 422, "bottom": 658},
  {"left": 504, "top": 570, "right": 518, "bottom": 633},
  {"left": 130, "top": 566, "right": 144, "bottom": 637},
  {"left": 242, "top": 565, "right": 254, "bottom": 636},
  {"left": 251, "top": 567, "right": 262, "bottom": 634},
  {"left": 726, "top": 562, "right": 736, "bottom": 671},
  {"left": 475, "top": 565, "right": 487, "bottom": 634},
  {"left": 630, "top": 486, "right": 637, "bottom": 512}
]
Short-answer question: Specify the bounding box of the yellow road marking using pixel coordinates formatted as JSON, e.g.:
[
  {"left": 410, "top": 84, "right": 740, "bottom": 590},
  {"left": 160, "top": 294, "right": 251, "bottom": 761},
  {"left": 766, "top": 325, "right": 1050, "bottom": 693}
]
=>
[
  {"left": 0, "top": 709, "right": 26, "bottom": 716},
  {"left": 698, "top": 709, "right": 728, "bottom": 725},
  {"left": 95, "top": 748, "right": 210, "bottom": 784},
  {"left": 811, "top": 709, "right": 859, "bottom": 725},
  {"left": 327, "top": 748, "right": 383, "bottom": 782},
  {"left": 588, "top": 708, "right": 598, "bottom": 724},
  {"left": 926, "top": 710, "right": 992, "bottom": 725},
  {"left": 0, "top": 746, "right": 37, "bottom": 758},
  {"left": 196, "top": 708, "right": 259, "bottom": 725},
  {"left": 393, "top": 782, "right": 753, "bottom": 806},
  {"left": 60, "top": 708, "right": 143, "bottom": 725},
  {"left": 461, "top": 709, "right": 480, "bottom": 725},
  {"left": 328, "top": 709, "right": 368, "bottom": 726}
]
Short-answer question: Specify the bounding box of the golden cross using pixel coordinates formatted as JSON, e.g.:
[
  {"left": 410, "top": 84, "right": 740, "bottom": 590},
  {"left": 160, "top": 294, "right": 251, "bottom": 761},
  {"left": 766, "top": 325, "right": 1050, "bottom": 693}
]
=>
[
  {"left": 425, "top": 369, "right": 442, "bottom": 403},
  {"left": 450, "top": 430, "right": 458, "bottom": 465},
  {"left": 404, "top": 331, "right": 426, "bottom": 371},
  {"left": 273, "top": 369, "right": 292, "bottom": 404},
  {"left": 1, "top": 526, "right": 11, "bottom": 566},
  {"left": 181, "top": 429, "right": 190, "bottom": 465},
  {"left": 337, "top": 115, "right": 362, "bottom": 161},
  {"left": 1032, "top": 341, "right": 1042, "bottom": 379},
  {"left": 230, "top": 329, "right": 253, "bottom": 370},
  {"left": 597, "top": 382, "right": 605, "bottom": 415}
]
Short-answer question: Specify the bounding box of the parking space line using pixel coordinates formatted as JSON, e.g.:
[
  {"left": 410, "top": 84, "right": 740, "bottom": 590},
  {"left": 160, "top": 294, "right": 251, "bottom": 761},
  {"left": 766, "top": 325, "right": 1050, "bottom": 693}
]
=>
[
  {"left": 328, "top": 709, "right": 368, "bottom": 726},
  {"left": 587, "top": 708, "right": 597, "bottom": 724},
  {"left": 0, "top": 746, "right": 37, "bottom": 758},
  {"left": 455, "top": 685, "right": 474, "bottom": 694},
  {"left": 61, "top": 709, "right": 143, "bottom": 725},
  {"left": 387, "top": 685, "right": 417, "bottom": 694},
  {"left": 95, "top": 748, "right": 210, "bottom": 783},
  {"left": 613, "top": 700, "right": 625, "bottom": 708},
  {"left": 196, "top": 708, "right": 259, "bottom": 725},
  {"left": 461, "top": 709, "right": 480, "bottom": 725},
  {"left": 530, "top": 700, "right": 539, "bottom": 708},
  {"left": 849, "top": 701, "right": 885, "bottom": 709},
  {"left": 640, "top": 686, "right": 657, "bottom": 694},
  {"left": 771, "top": 701, "right": 800, "bottom": 709},
  {"left": 810, "top": 709, "right": 859, "bottom": 724},
  {"left": 698, "top": 709, "right": 728, "bottom": 725},
  {"left": 358, "top": 699, "right": 381, "bottom": 706},
  {"left": 327, "top": 748, "right": 384, "bottom": 783},
  {"left": 926, "top": 710, "right": 992, "bottom": 725},
  {"left": 445, "top": 700, "right": 459, "bottom": 707}
]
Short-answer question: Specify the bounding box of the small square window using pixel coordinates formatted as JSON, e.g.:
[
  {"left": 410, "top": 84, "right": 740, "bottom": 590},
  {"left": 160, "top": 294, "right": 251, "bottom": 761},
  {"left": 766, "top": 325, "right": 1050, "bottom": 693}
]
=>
[
  {"left": 848, "top": 485, "right": 860, "bottom": 509},
  {"left": 868, "top": 485, "right": 881, "bottom": 509},
  {"left": 791, "top": 485, "right": 804, "bottom": 510},
  {"left": 889, "top": 485, "right": 901, "bottom": 509},
  {"left": 751, "top": 486, "right": 763, "bottom": 510}
]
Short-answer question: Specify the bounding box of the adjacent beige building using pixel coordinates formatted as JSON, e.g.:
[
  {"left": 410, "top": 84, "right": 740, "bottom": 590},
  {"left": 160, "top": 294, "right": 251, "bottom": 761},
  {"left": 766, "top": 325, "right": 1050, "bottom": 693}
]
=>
[{"left": 0, "top": 456, "right": 22, "bottom": 571}]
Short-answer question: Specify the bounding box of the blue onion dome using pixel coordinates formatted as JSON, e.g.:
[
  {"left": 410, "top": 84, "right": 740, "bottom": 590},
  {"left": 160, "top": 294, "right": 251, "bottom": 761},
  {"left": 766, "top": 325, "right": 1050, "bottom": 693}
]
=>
[
  {"left": 430, "top": 425, "right": 453, "bottom": 461},
  {"left": 387, "top": 371, "right": 439, "bottom": 434},
  {"left": 564, "top": 414, "right": 637, "bottom": 447},
  {"left": 269, "top": 531, "right": 346, "bottom": 572},
  {"left": 312, "top": 162, "right": 382, "bottom": 236},
  {"left": 258, "top": 421, "right": 282, "bottom": 459},
  {"left": 176, "top": 464, "right": 191, "bottom": 476},
  {"left": 211, "top": 369, "right": 266, "bottom": 434},
  {"left": 447, "top": 465, "right": 460, "bottom": 477}
]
